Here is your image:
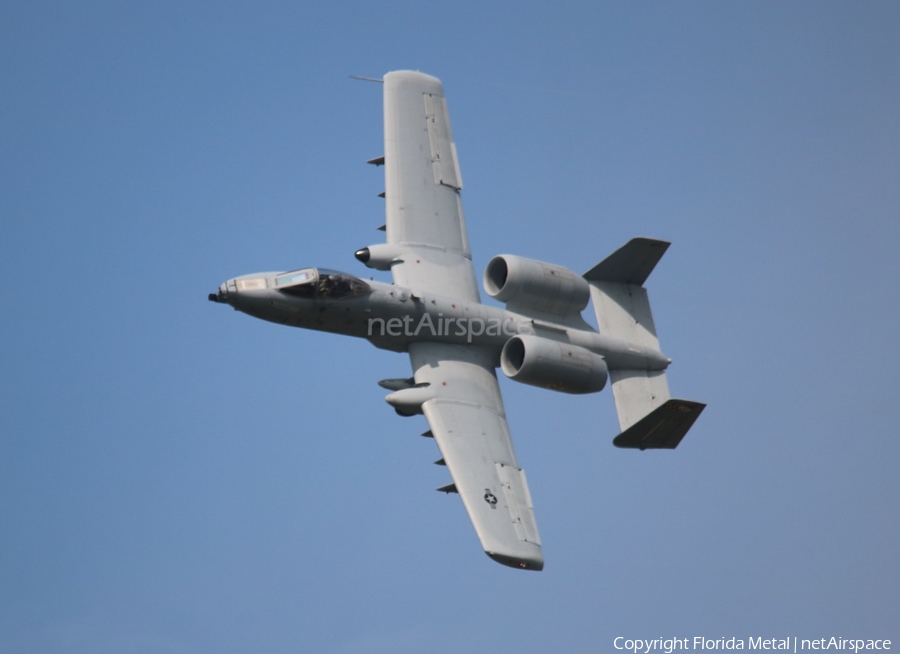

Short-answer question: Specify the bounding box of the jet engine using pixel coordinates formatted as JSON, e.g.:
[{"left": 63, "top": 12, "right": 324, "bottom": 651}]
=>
[
  {"left": 483, "top": 255, "right": 590, "bottom": 316},
  {"left": 500, "top": 335, "right": 608, "bottom": 394}
]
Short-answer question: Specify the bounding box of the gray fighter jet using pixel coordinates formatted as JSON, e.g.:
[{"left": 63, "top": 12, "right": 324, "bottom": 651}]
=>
[{"left": 209, "top": 71, "right": 704, "bottom": 570}]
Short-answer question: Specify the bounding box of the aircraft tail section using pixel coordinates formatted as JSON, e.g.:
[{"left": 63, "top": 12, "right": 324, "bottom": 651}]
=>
[
  {"left": 583, "top": 237, "right": 668, "bottom": 358},
  {"left": 607, "top": 369, "right": 671, "bottom": 433},
  {"left": 584, "top": 238, "right": 704, "bottom": 445},
  {"left": 612, "top": 398, "right": 705, "bottom": 450}
]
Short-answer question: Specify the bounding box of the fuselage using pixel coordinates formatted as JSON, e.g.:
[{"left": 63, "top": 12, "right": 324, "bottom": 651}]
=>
[{"left": 209, "top": 267, "right": 670, "bottom": 373}]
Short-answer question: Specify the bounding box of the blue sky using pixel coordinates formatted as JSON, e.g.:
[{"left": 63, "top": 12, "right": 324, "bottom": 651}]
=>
[{"left": 2, "top": 2, "right": 898, "bottom": 652}]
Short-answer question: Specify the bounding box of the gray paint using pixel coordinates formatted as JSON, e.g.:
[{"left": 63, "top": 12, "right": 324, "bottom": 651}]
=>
[{"left": 210, "top": 71, "right": 703, "bottom": 570}]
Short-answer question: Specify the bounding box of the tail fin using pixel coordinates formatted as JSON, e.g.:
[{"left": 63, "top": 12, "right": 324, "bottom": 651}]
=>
[
  {"left": 612, "top": 399, "right": 705, "bottom": 450},
  {"left": 584, "top": 238, "right": 704, "bottom": 447}
]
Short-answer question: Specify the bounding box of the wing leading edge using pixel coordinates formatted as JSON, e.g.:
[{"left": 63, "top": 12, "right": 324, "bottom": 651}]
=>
[{"left": 409, "top": 342, "right": 543, "bottom": 570}]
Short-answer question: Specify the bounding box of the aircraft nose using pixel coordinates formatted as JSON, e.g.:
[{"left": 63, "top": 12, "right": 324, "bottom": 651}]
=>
[{"left": 208, "top": 281, "right": 232, "bottom": 304}]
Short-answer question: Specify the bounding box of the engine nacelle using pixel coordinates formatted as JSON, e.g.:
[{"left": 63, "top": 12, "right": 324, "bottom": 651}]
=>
[
  {"left": 483, "top": 255, "right": 590, "bottom": 316},
  {"left": 384, "top": 384, "right": 434, "bottom": 416},
  {"left": 500, "top": 335, "right": 608, "bottom": 395}
]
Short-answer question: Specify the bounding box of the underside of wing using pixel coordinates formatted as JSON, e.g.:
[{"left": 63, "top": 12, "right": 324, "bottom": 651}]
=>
[
  {"left": 408, "top": 342, "right": 543, "bottom": 570},
  {"left": 382, "top": 71, "right": 480, "bottom": 302}
]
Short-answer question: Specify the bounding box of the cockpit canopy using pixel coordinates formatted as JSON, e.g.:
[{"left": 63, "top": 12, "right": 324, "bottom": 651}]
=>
[{"left": 274, "top": 268, "right": 371, "bottom": 300}]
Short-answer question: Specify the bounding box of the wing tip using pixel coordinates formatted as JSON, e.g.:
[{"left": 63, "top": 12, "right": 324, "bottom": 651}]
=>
[
  {"left": 384, "top": 70, "right": 443, "bottom": 93},
  {"left": 486, "top": 550, "right": 544, "bottom": 571}
]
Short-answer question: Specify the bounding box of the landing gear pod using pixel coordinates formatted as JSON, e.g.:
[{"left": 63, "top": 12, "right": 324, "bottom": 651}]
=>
[
  {"left": 355, "top": 244, "right": 404, "bottom": 271},
  {"left": 384, "top": 384, "right": 434, "bottom": 416}
]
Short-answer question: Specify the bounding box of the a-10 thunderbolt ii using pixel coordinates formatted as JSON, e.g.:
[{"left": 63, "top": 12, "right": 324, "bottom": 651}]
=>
[{"left": 209, "top": 71, "right": 704, "bottom": 571}]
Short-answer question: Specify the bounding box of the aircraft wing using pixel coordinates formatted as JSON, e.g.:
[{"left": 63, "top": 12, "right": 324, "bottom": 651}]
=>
[
  {"left": 381, "top": 71, "right": 480, "bottom": 302},
  {"left": 409, "top": 342, "right": 543, "bottom": 570}
]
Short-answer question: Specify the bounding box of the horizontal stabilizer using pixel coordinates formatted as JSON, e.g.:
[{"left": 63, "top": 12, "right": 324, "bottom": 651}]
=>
[
  {"left": 584, "top": 237, "right": 669, "bottom": 285},
  {"left": 613, "top": 399, "right": 705, "bottom": 450}
]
